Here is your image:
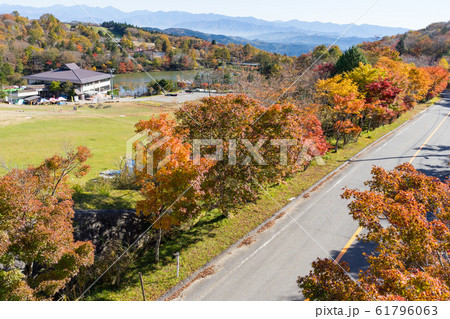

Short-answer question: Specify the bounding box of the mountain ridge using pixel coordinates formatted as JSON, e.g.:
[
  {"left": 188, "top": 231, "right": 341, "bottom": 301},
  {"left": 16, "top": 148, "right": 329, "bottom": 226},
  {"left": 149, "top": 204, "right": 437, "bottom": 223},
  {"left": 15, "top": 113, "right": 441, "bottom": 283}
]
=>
[
  {"left": 0, "top": 4, "right": 409, "bottom": 55},
  {"left": 0, "top": 3, "right": 408, "bottom": 38}
]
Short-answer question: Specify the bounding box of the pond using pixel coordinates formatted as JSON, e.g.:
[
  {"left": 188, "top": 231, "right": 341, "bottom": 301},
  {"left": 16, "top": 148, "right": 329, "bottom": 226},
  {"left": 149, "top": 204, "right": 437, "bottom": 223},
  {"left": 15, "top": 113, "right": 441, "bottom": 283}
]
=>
[{"left": 113, "top": 70, "right": 200, "bottom": 96}]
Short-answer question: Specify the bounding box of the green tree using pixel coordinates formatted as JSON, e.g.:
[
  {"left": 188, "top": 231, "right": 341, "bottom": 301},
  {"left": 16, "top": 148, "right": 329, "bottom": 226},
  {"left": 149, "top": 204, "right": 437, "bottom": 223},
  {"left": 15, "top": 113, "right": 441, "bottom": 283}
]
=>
[
  {"left": 49, "top": 81, "right": 61, "bottom": 96},
  {"left": 312, "top": 45, "right": 330, "bottom": 61},
  {"left": 61, "top": 81, "right": 73, "bottom": 94},
  {"left": 334, "top": 46, "right": 368, "bottom": 74},
  {"left": 329, "top": 45, "right": 343, "bottom": 60},
  {"left": 150, "top": 79, "right": 176, "bottom": 94},
  {"left": 395, "top": 36, "right": 407, "bottom": 55},
  {"left": 214, "top": 47, "right": 231, "bottom": 63},
  {"left": 181, "top": 39, "right": 190, "bottom": 53},
  {"left": 0, "top": 63, "right": 14, "bottom": 85},
  {"left": 161, "top": 36, "right": 172, "bottom": 53},
  {"left": 243, "top": 44, "right": 256, "bottom": 60},
  {"left": 28, "top": 20, "right": 45, "bottom": 45},
  {"left": 61, "top": 81, "right": 76, "bottom": 100}
]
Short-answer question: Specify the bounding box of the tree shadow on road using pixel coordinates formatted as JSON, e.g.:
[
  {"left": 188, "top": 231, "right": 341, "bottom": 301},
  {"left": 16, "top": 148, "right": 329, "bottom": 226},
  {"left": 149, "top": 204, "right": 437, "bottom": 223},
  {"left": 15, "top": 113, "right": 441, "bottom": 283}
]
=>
[{"left": 329, "top": 240, "right": 378, "bottom": 279}]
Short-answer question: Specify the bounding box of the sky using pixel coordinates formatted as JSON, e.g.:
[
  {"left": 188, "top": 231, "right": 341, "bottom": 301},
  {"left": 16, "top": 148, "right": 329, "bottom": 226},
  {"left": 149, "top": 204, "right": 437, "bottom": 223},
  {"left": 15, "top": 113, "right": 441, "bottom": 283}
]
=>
[{"left": 2, "top": 0, "right": 449, "bottom": 29}]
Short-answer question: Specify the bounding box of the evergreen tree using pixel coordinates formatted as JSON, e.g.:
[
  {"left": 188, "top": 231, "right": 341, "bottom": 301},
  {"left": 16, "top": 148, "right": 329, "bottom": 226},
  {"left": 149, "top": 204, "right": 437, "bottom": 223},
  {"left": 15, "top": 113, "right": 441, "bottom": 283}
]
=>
[
  {"left": 334, "top": 46, "right": 368, "bottom": 74},
  {"left": 395, "top": 36, "right": 407, "bottom": 55}
]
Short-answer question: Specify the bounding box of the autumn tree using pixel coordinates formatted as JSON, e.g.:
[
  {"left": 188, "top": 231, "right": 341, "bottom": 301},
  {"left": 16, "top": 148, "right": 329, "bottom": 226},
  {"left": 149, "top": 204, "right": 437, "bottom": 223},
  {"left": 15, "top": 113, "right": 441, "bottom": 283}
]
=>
[
  {"left": 316, "top": 74, "right": 361, "bottom": 102},
  {"left": 134, "top": 114, "right": 210, "bottom": 262},
  {"left": 0, "top": 146, "right": 94, "bottom": 300},
  {"left": 331, "top": 94, "right": 365, "bottom": 147},
  {"left": 345, "top": 63, "right": 386, "bottom": 95},
  {"left": 161, "top": 35, "right": 172, "bottom": 53},
  {"left": 119, "top": 36, "right": 134, "bottom": 50},
  {"left": 376, "top": 57, "right": 411, "bottom": 98},
  {"left": 424, "top": 66, "right": 449, "bottom": 99},
  {"left": 360, "top": 39, "right": 401, "bottom": 65},
  {"left": 373, "top": 57, "right": 447, "bottom": 107},
  {"left": 407, "top": 66, "right": 432, "bottom": 103},
  {"left": 176, "top": 94, "right": 328, "bottom": 215},
  {"left": 175, "top": 95, "right": 265, "bottom": 215},
  {"left": 365, "top": 79, "right": 404, "bottom": 120},
  {"left": 298, "top": 164, "right": 450, "bottom": 301},
  {"left": 316, "top": 74, "right": 365, "bottom": 150},
  {"left": 312, "top": 44, "right": 342, "bottom": 63},
  {"left": 252, "top": 103, "right": 329, "bottom": 177}
]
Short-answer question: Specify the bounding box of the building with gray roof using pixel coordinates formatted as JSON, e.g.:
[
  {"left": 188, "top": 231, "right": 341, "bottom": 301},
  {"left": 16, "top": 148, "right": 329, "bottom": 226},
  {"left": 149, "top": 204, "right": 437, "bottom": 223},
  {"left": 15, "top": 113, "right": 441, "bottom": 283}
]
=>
[{"left": 23, "top": 64, "right": 112, "bottom": 99}]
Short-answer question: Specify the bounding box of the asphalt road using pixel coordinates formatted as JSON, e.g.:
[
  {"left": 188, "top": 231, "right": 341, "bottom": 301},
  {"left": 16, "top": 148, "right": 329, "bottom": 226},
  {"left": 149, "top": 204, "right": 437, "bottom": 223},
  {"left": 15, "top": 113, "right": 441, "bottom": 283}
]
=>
[{"left": 172, "top": 91, "right": 450, "bottom": 301}]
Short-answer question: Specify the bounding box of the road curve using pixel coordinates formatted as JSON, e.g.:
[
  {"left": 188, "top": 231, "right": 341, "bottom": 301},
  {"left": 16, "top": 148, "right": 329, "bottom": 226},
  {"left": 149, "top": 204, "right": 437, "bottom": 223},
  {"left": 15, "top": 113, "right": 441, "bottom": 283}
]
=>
[{"left": 171, "top": 91, "right": 450, "bottom": 301}]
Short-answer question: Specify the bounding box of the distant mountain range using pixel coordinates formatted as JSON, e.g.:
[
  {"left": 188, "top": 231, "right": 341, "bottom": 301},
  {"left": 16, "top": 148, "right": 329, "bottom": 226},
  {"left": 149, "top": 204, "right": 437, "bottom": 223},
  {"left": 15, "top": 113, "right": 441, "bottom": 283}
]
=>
[
  {"left": 147, "top": 27, "right": 373, "bottom": 56},
  {"left": 0, "top": 4, "right": 410, "bottom": 55}
]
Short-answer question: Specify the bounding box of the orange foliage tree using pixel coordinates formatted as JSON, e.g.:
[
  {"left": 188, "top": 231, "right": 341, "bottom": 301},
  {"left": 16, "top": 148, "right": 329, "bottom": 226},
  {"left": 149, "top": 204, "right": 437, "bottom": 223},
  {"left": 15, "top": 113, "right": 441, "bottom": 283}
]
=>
[
  {"left": 134, "top": 114, "right": 210, "bottom": 262},
  {"left": 316, "top": 76, "right": 364, "bottom": 150},
  {"left": 424, "top": 66, "right": 449, "bottom": 99},
  {"left": 0, "top": 146, "right": 94, "bottom": 300},
  {"left": 298, "top": 164, "right": 450, "bottom": 301},
  {"left": 176, "top": 94, "right": 328, "bottom": 215},
  {"left": 176, "top": 94, "right": 266, "bottom": 215}
]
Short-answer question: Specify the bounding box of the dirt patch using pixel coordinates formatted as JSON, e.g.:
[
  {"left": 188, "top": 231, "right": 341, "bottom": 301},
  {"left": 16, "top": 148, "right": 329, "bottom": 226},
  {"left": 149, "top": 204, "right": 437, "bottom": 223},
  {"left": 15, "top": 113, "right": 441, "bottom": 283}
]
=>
[
  {"left": 237, "top": 236, "right": 254, "bottom": 248},
  {"left": 0, "top": 101, "right": 178, "bottom": 127},
  {"left": 165, "top": 265, "right": 217, "bottom": 301},
  {"left": 193, "top": 266, "right": 216, "bottom": 280},
  {"left": 275, "top": 212, "right": 286, "bottom": 220},
  {"left": 257, "top": 220, "right": 275, "bottom": 234}
]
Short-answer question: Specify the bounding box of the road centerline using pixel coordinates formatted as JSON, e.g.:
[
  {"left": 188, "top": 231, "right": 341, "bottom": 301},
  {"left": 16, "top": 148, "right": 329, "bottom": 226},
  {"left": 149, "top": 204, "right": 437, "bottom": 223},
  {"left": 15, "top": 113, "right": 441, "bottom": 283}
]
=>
[{"left": 334, "top": 109, "right": 450, "bottom": 270}]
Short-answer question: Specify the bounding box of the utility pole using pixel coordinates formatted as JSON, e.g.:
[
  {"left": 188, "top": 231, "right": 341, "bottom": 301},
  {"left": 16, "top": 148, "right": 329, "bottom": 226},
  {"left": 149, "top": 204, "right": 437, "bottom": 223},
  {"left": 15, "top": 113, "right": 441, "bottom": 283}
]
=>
[
  {"left": 108, "top": 68, "right": 116, "bottom": 100},
  {"left": 139, "top": 272, "right": 146, "bottom": 301},
  {"left": 175, "top": 252, "right": 180, "bottom": 278}
]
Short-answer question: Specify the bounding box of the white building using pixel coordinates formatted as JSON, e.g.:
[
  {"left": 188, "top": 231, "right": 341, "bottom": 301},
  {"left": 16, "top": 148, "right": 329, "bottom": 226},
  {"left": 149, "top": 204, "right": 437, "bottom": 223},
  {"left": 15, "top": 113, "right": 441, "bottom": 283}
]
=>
[{"left": 23, "top": 63, "right": 112, "bottom": 99}]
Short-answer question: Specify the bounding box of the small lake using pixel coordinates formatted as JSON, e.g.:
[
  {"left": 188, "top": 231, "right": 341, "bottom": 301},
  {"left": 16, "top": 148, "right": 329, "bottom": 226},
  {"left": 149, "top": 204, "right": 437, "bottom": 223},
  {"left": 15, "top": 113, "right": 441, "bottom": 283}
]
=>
[{"left": 113, "top": 70, "right": 200, "bottom": 96}]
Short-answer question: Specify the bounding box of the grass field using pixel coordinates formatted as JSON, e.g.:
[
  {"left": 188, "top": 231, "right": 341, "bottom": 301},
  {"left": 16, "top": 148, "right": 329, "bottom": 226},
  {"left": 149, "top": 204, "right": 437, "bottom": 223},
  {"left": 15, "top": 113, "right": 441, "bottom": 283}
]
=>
[{"left": 0, "top": 101, "right": 178, "bottom": 183}]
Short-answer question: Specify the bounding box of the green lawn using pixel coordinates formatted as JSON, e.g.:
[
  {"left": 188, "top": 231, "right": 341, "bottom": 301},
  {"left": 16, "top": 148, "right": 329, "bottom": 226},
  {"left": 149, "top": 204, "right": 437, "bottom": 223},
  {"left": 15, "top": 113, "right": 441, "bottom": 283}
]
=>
[{"left": 0, "top": 101, "right": 177, "bottom": 183}]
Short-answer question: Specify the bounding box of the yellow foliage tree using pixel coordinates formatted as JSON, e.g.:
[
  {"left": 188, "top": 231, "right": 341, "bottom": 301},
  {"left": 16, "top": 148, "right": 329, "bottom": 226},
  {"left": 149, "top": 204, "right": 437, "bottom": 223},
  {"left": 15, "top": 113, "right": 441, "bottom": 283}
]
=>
[
  {"left": 345, "top": 62, "right": 386, "bottom": 94},
  {"left": 316, "top": 74, "right": 361, "bottom": 106}
]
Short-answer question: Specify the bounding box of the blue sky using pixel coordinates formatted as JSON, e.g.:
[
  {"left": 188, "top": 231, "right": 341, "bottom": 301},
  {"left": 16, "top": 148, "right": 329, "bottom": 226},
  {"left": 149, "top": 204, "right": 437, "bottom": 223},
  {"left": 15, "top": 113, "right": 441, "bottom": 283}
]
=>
[{"left": 2, "top": 0, "right": 449, "bottom": 29}]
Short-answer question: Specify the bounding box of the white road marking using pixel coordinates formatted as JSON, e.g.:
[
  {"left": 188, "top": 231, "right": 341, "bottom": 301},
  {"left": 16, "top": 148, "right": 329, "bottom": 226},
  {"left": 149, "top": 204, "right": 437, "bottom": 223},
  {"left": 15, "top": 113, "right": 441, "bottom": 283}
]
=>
[{"left": 185, "top": 167, "right": 356, "bottom": 300}]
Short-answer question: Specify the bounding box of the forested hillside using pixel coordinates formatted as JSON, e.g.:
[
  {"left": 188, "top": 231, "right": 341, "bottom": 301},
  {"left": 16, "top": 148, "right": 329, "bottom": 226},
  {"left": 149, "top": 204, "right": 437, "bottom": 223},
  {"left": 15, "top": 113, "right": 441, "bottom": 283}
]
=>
[
  {"left": 0, "top": 12, "right": 282, "bottom": 85},
  {"left": 360, "top": 21, "right": 450, "bottom": 65}
]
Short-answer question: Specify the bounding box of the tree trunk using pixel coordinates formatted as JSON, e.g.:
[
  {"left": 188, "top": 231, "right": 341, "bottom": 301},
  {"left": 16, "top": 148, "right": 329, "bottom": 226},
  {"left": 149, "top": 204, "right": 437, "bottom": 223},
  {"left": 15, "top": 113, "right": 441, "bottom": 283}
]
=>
[
  {"left": 25, "top": 262, "right": 34, "bottom": 278},
  {"left": 218, "top": 175, "right": 228, "bottom": 217},
  {"left": 155, "top": 228, "right": 162, "bottom": 263},
  {"left": 334, "top": 133, "right": 340, "bottom": 153}
]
